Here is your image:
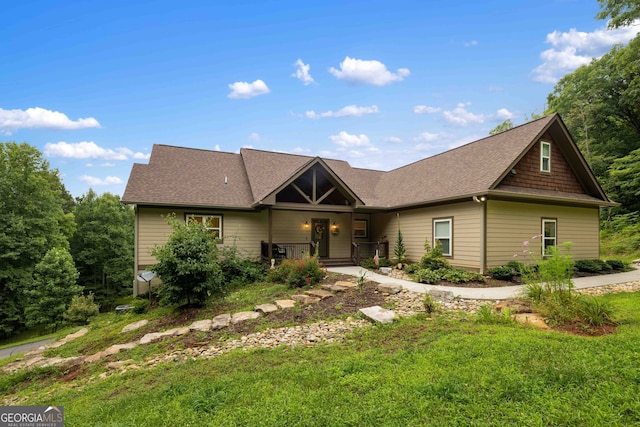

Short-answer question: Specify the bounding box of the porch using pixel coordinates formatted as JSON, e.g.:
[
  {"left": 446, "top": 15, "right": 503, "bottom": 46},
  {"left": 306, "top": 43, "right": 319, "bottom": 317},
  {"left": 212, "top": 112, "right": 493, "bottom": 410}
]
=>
[{"left": 260, "top": 240, "right": 389, "bottom": 267}]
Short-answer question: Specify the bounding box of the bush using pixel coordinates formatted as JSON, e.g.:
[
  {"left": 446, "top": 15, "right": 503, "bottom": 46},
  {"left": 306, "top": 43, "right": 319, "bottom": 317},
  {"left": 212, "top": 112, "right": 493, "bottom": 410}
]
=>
[
  {"left": 131, "top": 299, "right": 149, "bottom": 314},
  {"left": 63, "top": 293, "right": 100, "bottom": 325},
  {"left": 441, "top": 268, "right": 484, "bottom": 284},
  {"left": 218, "top": 243, "right": 266, "bottom": 288},
  {"left": 506, "top": 260, "right": 526, "bottom": 275},
  {"left": 574, "top": 259, "right": 611, "bottom": 273},
  {"left": 404, "top": 263, "right": 421, "bottom": 274},
  {"left": 577, "top": 296, "right": 615, "bottom": 326},
  {"left": 605, "top": 259, "right": 627, "bottom": 271},
  {"left": 476, "top": 305, "right": 515, "bottom": 325},
  {"left": 151, "top": 217, "right": 224, "bottom": 306},
  {"left": 413, "top": 268, "right": 442, "bottom": 284},
  {"left": 267, "top": 256, "right": 325, "bottom": 288},
  {"left": 422, "top": 294, "right": 440, "bottom": 314},
  {"left": 420, "top": 242, "right": 450, "bottom": 270},
  {"left": 488, "top": 266, "right": 517, "bottom": 281}
]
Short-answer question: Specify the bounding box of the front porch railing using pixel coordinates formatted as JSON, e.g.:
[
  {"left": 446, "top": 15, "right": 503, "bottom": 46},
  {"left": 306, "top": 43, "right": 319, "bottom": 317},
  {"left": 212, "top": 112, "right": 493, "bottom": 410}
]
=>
[
  {"left": 351, "top": 241, "right": 390, "bottom": 265},
  {"left": 261, "top": 241, "right": 316, "bottom": 263}
]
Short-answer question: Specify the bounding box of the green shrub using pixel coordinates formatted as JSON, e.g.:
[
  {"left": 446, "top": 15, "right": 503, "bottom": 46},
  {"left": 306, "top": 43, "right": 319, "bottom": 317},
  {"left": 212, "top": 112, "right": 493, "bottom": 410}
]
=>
[
  {"left": 267, "top": 256, "right": 325, "bottom": 288},
  {"left": 523, "top": 283, "right": 545, "bottom": 304},
  {"left": 404, "top": 263, "right": 421, "bottom": 274},
  {"left": 605, "top": 259, "right": 627, "bottom": 271},
  {"left": 131, "top": 299, "right": 149, "bottom": 314},
  {"left": 476, "top": 305, "right": 515, "bottom": 325},
  {"left": 577, "top": 296, "right": 615, "bottom": 326},
  {"left": 413, "top": 268, "right": 442, "bottom": 284},
  {"left": 420, "top": 242, "right": 450, "bottom": 270},
  {"left": 441, "top": 268, "right": 484, "bottom": 284},
  {"left": 488, "top": 265, "right": 517, "bottom": 281},
  {"left": 537, "top": 244, "right": 574, "bottom": 293},
  {"left": 574, "top": 259, "right": 611, "bottom": 273},
  {"left": 422, "top": 294, "right": 440, "bottom": 315},
  {"left": 360, "top": 258, "right": 378, "bottom": 269},
  {"left": 218, "top": 243, "right": 266, "bottom": 288},
  {"left": 63, "top": 293, "right": 100, "bottom": 325},
  {"left": 506, "top": 260, "right": 526, "bottom": 274},
  {"left": 151, "top": 217, "right": 224, "bottom": 306}
]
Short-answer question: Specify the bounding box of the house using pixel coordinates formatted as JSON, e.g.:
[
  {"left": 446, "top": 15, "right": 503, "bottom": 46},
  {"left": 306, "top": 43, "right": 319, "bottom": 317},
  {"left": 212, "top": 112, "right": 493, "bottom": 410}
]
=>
[{"left": 122, "top": 114, "right": 615, "bottom": 294}]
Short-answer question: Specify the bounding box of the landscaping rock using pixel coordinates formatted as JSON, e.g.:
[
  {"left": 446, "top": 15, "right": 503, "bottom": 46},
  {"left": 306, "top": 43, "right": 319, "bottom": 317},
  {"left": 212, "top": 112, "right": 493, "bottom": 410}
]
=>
[
  {"left": 379, "top": 267, "right": 393, "bottom": 275},
  {"left": 305, "top": 289, "right": 334, "bottom": 300},
  {"left": 321, "top": 284, "right": 347, "bottom": 292},
  {"left": 121, "top": 319, "right": 148, "bottom": 333},
  {"left": 212, "top": 314, "right": 232, "bottom": 329},
  {"left": 429, "top": 289, "right": 454, "bottom": 301},
  {"left": 255, "top": 303, "right": 278, "bottom": 314},
  {"left": 291, "top": 295, "right": 321, "bottom": 305},
  {"left": 377, "top": 283, "right": 403, "bottom": 294},
  {"left": 275, "top": 299, "right": 296, "bottom": 309},
  {"left": 165, "top": 327, "right": 190, "bottom": 336},
  {"left": 495, "top": 300, "right": 531, "bottom": 314},
  {"left": 139, "top": 332, "right": 167, "bottom": 345},
  {"left": 513, "top": 313, "right": 550, "bottom": 330},
  {"left": 359, "top": 306, "right": 396, "bottom": 324},
  {"left": 47, "top": 327, "right": 89, "bottom": 349},
  {"left": 334, "top": 280, "right": 357, "bottom": 288},
  {"left": 231, "top": 311, "right": 261, "bottom": 324},
  {"left": 189, "top": 319, "right": 212, "bottom": 332}
]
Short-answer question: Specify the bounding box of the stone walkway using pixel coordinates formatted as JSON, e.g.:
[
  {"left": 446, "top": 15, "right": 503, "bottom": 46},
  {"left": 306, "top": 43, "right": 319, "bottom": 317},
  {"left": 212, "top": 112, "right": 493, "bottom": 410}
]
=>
[{"left": 4, "top": 279, "right": 640, "bottom": 379}]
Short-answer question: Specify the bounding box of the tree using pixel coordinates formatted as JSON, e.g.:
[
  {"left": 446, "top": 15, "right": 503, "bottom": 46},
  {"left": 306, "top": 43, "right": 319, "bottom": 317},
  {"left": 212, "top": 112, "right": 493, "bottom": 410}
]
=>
[
  {"left": 597, "top": 0, "right": 640, "bottom": 28},
  {"left": 24, "top": 247, "right": 82, "bottom": 332},
  {"left": 489, "top": 120, "right": 514, "bottom": 135},
  {"left": 151, "top": 217, "right": 224, "bottom": 306},
  {"left": 0, "top": 142, "right": 73, "bottom": 337},
  {"left": 70, "top": 190, "right": 134, "bottom": 310}
]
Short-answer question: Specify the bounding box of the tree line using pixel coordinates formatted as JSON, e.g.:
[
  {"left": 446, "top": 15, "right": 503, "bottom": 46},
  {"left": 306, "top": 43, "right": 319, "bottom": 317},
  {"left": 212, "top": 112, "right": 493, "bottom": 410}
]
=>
[{"left": 0, "top": 142, "right": 133, "bottom": 338}]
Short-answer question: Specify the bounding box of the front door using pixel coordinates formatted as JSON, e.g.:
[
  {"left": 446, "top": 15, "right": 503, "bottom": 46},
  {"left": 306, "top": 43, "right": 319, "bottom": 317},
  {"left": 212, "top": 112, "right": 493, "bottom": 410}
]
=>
[{"left": 312, "top": 218, "right": 329, "bottom": 257}]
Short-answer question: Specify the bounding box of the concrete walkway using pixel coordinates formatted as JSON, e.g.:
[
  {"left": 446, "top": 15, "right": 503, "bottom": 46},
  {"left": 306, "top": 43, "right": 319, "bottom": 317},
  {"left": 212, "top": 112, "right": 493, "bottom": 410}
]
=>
[{"left": 327, "top": 265, "right": 640, "bottom": 300}]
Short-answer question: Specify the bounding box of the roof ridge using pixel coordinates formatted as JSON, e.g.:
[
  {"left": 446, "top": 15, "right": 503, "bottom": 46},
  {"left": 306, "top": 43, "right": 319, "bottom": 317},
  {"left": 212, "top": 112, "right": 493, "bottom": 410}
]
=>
[
  {"left": 387, "top": 113, "right": 556, "bottom": 173},
  {"left": 155, "top": 144, "right": 238, "bottom": 155}
]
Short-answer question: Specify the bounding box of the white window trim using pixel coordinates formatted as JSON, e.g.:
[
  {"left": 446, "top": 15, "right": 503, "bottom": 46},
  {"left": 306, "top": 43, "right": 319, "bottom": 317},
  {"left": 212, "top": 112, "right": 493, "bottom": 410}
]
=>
[
  {"left": 186, "top": 214, "right": 223, "bottom": 240},
  {"left": 433, "top": 218, "right": 452, "bottom": 257},
  {"left": 542, "top": 218, "right": 557, "bottom": 256},
  {"left": 540, "top": 141, "right": 551, "bottom": 173}
]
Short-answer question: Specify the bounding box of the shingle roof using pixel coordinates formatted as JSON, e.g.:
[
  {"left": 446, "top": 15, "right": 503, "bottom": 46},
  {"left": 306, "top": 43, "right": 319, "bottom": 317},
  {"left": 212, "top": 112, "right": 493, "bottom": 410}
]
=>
[{"left": 122, "top": 114, "right": 610, "bottom": 208}]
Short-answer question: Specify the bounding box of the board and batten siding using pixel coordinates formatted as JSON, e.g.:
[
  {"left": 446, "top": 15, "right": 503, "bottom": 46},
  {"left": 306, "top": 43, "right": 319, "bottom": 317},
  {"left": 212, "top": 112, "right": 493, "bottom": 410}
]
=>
[
  {"left": 374, "top": 202, "right": 483, "bottom": 270},
  {"left": 136, "top": 207, "right": 268, "bottom": 270},
  {"left": 486, "top": 200, "right": 599, "bottom": 267}
]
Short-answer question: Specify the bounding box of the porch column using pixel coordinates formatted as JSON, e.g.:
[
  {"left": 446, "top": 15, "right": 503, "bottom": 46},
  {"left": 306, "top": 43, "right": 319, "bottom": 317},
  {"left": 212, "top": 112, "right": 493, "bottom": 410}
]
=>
[{"left": 268, "top": 207, "right": 273, "bottom": 259}]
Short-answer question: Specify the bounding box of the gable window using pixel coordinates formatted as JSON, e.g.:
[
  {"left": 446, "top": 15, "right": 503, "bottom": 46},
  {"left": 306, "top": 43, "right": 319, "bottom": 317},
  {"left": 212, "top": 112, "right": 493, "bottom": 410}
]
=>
[
  {"left": 542, "top": 218, "right": 557, "bottom": 256},
  {"left": 433, "top": 218, "right": 452, "bottom": 256},
  {"left": 540, "top": 141, "right": 551, "bottom": 173},
  {"left": 186, "top": 214, "right": 222, "bottom": 239}
]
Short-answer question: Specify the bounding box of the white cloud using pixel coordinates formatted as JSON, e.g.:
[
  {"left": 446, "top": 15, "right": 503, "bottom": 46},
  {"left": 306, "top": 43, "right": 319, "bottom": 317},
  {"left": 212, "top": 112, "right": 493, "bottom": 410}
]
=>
[
  {"left": 443, "top": 103, "right": 485, "bottom": 126},
  {"left": 385, "top": 136, "right": 402, "bottom": 143},
  {"left": 248, "top": 132, "right": 261, "bottom": 142},
  {"left": 305, "top": 105, "right": 379, "bottom": 119},
  {"left": 213, "top": 144, "right": 221, "bottom": 151},
  {"left": 132, "top": 152, "right": 151, "bottom": 160},
  {"left": 329, "top": 56, "right": 410, "bottom": 86},
  {"left": 495, "top": 108, "right": 515, "bottom": 120},
  {"left": 227, "top": 79, "right": 270, "bottom": 99},
  {"left": 78, "top": 175, "right": 123, "bottom": 186},
  {"left": 532, "top": 21, "right": 640, "bottom": 83},
  {"left": 329, "top": 131, "right": 371, "bottom": 148},
  {"left": 44, "top": 141, "right": 148, "bottom": 161},
  {"left": 414, "top": 105, "right": 441, "bottom": 114},
  {"left": 100, "top": 162, "right": 116, "bottom": 167},
  {"left": 464, "top": 40, "right": 479, "bottom": 47},
  {"left": 414, "top": 132, "right": 440, "bottom": 143},
  {"left": 0, "top": 107, "right": 100, "bottom": 134},
  {"left": 292, "top": 59, "right": 315, "bottom": 85}
]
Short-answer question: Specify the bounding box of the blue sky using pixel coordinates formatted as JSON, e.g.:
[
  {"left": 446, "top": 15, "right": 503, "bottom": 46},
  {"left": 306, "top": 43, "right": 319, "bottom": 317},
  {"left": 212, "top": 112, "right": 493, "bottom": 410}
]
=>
[{"left": 2, "top": 0, "right": 638, "bottom": 198}]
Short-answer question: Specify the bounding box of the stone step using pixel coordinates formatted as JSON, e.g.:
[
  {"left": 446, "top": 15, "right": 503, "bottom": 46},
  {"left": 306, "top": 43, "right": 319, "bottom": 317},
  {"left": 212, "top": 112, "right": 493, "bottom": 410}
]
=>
[
  {"left": 305, "top": 289, "right": 334, "bottom": 300},
  {"left": 359, "top": 306, "right": 396, "bottom": 324},
  {"left": 291, "top": 295, "right": 321, "bottom": 305}
]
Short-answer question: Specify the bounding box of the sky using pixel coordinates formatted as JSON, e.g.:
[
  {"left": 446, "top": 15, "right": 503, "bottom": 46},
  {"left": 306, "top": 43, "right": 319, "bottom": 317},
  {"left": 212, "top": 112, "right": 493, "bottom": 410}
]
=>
[{"left": 1, "top": 0, "right": 638, "bottom": 198}]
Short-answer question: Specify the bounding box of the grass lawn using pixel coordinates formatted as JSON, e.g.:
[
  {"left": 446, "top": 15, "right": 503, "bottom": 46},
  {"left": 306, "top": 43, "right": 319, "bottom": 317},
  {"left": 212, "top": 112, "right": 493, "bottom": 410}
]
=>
[{"left": 2, "top": 291, "right": 640, "bottom": 426}]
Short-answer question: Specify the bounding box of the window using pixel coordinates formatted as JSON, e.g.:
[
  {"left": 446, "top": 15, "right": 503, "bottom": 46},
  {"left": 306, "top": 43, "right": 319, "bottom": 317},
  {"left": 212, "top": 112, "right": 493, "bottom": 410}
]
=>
[
  {"left": 542, "top": 218, "right": 557, "bottom": 256},
  {"left": 354, "top": 219, "right": 368, "bottom": 238},
  {"left": 540, "top": 141, "right": 551, "bottom": 173},
  {"left": 186, "top": 214, "right": 222, "bottom": 239},
  {"left": 433, "top": 218, "right": 452, "bottom": 256}
]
